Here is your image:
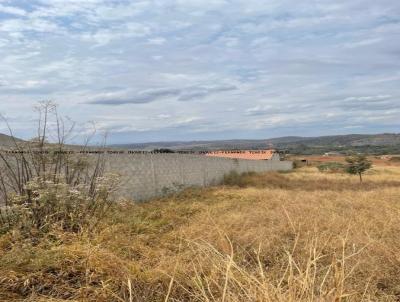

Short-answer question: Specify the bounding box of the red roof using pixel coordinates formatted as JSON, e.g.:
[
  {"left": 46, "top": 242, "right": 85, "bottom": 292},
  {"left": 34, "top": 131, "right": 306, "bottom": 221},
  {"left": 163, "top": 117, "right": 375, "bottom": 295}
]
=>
[{"left": 205, "top": 150, "right": 277, "bottom": 160}]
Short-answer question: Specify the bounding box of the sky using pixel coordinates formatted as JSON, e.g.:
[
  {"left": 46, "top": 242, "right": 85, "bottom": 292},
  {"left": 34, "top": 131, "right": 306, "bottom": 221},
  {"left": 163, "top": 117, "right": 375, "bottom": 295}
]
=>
[{"left": 0, "top": 0, "right": 399, "bottom": 144}]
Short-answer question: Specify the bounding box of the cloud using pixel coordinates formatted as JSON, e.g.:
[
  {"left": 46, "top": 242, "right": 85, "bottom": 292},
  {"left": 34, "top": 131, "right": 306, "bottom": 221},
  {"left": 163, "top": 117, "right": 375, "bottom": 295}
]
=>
[
  {"left": 339, "top": 95, "right": 399, "bottom": 111},
  {"left": 147, "top": 37, "right": 167, "bottom": 45},
  {"left": 343, "top": 95, "right": 392, "bottom": 102},
  {"left": 343, "top": 37, "right": 382, "bottom": 49},
  {"left": 0, "top": 4, "right": 27, "bottom": 16},
  {"left": 1, "top": 0, "right": 400, "bottom": 142},
  {"left": 245, "top": 104, "right": 311, "bottom": 116},
  {"left": 79, "top": 22, "right": 152, "bottom": 46},
  {"left": 0, "top": 18, "right": 61, "bottom": 33},
  {"left": 177, "top": 85, "right": 237, "bottom": 101},
  {"left": 87, "top": 88, "right": 181, "bottom": 105},
  {"left": 91, "top": 114, "right": 203, "bottom": 133},
  {"left": 88, "top": 85, "right": 238, "bottom": 105}
]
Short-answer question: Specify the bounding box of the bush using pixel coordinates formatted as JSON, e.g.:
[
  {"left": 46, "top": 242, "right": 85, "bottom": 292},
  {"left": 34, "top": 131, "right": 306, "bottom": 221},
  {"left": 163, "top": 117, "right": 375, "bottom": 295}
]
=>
[
  {"left": 293, "top": 160, "right": 308, "bottom": 169},
  {"left": 0, "top": 101, "right": 118, "bottom": 238},
  {"left": 222, "top": 171, "right": 256, "bottom": 187},
  {"left": 0, "top": 174, "right": 118, "bottom": 236},
  {"left": 317, "top": 162, "right": 345, "bottom": 173}
]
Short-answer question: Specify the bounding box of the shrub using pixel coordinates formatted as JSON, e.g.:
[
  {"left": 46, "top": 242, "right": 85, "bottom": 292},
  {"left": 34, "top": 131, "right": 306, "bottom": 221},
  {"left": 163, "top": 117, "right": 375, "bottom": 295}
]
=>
[
  {"left": 222, "top": 171, "right": 256, "bottom": 187},
  {"left": 0, "top": 174, "right": 119, "bottom": 236},
  {"left": 0, "top": 101, "right": 117, "bottom": 237},
  {"left": 293, "top": 159, "right": 308, "bottom": 169},
  {"left": 317, "top": 162, "right": 345, "bottom": 173}
]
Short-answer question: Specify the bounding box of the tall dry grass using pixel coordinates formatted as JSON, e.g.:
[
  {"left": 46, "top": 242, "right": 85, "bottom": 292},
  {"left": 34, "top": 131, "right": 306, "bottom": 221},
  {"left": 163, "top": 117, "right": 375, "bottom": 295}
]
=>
[{"left": 1, "top": 166, "right": 400, "bottom": 301}]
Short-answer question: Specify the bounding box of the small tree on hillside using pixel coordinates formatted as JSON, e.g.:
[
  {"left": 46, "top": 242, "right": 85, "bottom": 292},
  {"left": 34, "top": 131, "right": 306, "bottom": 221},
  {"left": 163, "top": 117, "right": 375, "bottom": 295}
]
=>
[{"left": 345, "top": 154, "right": 372, "bottom": 182}]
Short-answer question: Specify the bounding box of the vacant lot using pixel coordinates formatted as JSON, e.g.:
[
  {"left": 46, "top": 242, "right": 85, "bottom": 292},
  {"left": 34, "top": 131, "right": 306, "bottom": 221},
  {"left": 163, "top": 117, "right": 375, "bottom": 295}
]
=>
[
  {"left": 291, "top": 155, "right": 400, "bottom": 167},
  {"left": 1, "top": 165, "right": 400, "bottom": 301}
]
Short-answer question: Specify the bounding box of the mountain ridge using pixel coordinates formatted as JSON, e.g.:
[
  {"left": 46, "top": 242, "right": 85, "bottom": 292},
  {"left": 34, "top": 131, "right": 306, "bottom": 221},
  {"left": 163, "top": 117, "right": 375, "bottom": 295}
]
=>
[
  {"left": 1, "top": 133, "right": 400, "bottom": 154},
  {"left": 110, "top": 133, "right": 399, "bottom": 148},
  {"left": 109, "top": 133, "right": 400, "bottom": 154}
]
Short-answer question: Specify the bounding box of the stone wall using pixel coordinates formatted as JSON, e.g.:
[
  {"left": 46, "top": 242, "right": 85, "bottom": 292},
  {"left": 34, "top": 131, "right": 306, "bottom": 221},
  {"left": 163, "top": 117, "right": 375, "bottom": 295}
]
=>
[{"left": 105, "top": 154, "right": 292, "bottom": 201}]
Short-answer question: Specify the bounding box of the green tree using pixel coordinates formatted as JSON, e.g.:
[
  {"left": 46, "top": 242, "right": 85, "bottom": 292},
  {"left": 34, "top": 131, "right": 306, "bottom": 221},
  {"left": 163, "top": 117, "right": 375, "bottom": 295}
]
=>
[{"left": 345, "top": 154, "right": 372, "bottom": 182}]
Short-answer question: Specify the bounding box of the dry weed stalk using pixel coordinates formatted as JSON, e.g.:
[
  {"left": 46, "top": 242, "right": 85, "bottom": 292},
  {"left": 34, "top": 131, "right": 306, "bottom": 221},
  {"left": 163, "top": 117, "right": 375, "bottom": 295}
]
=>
[{"left": 0, "top": 101, "right": 116, "bottom": 235}]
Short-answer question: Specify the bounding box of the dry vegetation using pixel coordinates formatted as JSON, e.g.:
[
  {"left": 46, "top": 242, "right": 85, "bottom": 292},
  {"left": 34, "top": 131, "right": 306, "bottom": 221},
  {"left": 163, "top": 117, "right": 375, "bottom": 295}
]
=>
[{"left": 1, "top": 164, "right": 400, "bottom": 301}]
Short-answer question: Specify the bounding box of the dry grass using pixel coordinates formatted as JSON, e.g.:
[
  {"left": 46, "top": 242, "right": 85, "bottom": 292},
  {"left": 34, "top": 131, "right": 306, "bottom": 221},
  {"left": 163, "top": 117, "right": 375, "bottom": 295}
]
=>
[{"left": 1, "top": 165, "right": 400, "bottom": 301}]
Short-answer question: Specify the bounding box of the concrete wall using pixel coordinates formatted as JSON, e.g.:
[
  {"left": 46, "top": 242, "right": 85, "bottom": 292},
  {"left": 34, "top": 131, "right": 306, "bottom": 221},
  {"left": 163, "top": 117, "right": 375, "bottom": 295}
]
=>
[{"left": 105, "top": 154, "right": 292, "bottom": 201}]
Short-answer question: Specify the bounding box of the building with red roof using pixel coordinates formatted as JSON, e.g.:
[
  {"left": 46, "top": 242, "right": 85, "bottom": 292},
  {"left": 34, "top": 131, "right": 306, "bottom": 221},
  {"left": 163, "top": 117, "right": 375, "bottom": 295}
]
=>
[{"left": 204, "top": 149, "right": 280, "bottom": 161}]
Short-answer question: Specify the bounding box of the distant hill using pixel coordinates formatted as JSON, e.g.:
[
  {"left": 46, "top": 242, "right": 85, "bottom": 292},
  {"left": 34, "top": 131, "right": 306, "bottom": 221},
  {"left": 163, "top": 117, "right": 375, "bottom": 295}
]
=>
[
  {"left": 111, "top": 133, "right": 400, "bottom": 155},
  {"left": 0, "top": 133, "right": 24, "bottom": 148},
  {"left": 2, "top": 132, "right": 400, "bottom": 155}
]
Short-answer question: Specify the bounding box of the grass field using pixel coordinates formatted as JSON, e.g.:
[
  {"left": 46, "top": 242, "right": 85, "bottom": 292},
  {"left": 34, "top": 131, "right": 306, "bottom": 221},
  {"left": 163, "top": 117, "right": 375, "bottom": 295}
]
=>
[{"left": 1, "top": 164, "right": 400, "bottom": 301}]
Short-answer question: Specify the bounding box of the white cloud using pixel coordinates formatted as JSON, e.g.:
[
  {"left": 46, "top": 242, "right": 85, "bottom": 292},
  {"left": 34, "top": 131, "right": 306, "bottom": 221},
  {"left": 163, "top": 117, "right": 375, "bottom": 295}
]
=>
[
  {"left": 0, "top": 0, "right": 399, "bottom": 142},
  {"left": 79, "top": 22, "right": 151, "bottom": 46},
  {"left": 148, "top": 37, "right": 166, "bottom": 45},
  {"left": 0, "top": 18, "right": 61, "bottom": 33},
  {"left": 344, "top": 95, "right": 392, "bottom": 102},
  {"left": 0, "top": 4, "right": 27, "bottom": 16},
  {"left": 343, "top": 38, "right": 382, "bottom": 49}
]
